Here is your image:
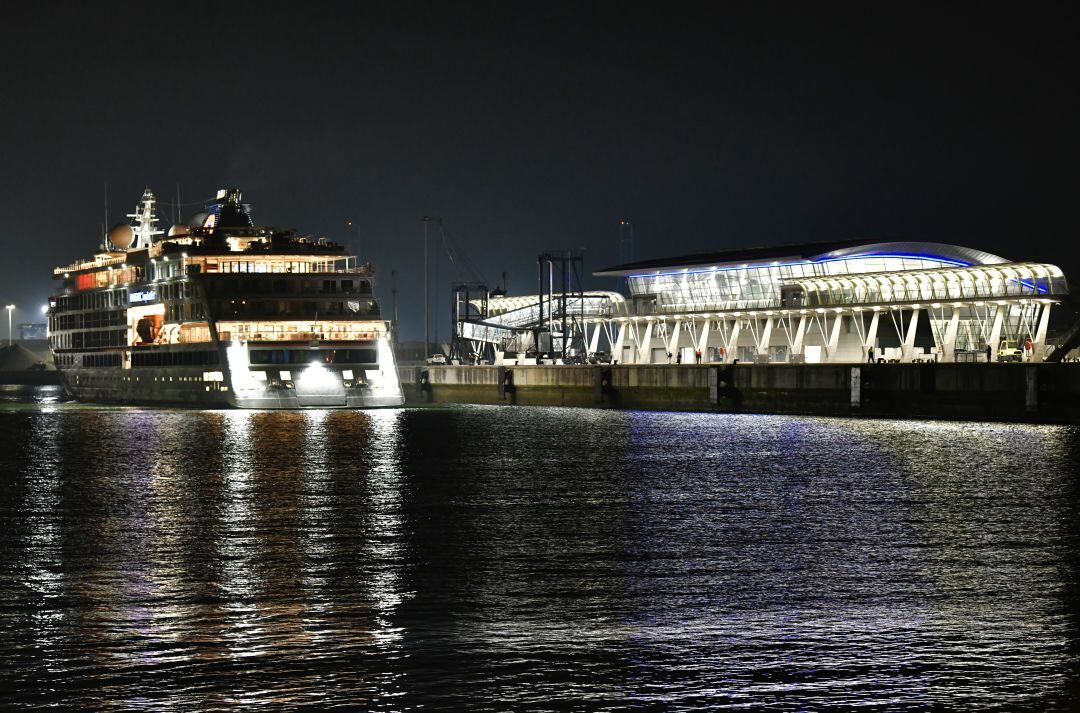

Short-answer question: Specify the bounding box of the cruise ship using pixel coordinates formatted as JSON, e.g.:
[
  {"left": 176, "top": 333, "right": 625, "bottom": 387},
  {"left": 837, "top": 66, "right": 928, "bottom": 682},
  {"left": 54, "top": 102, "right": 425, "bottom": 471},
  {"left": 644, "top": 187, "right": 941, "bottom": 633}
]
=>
[{"left": 48, "top": 188, "right": 404, "bottom": 408}]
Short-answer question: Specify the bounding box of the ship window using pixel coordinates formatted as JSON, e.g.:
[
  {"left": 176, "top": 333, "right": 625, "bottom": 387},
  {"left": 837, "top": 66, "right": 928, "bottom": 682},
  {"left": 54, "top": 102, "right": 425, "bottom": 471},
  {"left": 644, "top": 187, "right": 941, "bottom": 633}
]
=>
[{"left": 339, "top": 349, "right": 377, "bottom": 364}]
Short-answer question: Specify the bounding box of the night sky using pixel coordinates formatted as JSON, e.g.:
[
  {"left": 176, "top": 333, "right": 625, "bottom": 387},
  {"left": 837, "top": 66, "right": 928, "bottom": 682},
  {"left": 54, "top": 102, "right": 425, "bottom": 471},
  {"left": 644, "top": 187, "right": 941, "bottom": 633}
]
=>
[{"left": 3, "top": 2, "right": 1076, "bottom": 339}]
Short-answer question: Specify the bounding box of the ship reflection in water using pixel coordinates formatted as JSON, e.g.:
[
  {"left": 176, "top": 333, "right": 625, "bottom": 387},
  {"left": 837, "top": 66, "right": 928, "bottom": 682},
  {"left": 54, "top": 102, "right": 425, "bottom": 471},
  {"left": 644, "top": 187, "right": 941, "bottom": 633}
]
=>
[{"left": 1, "top": 401, "right": 1078, "bottom": 708}]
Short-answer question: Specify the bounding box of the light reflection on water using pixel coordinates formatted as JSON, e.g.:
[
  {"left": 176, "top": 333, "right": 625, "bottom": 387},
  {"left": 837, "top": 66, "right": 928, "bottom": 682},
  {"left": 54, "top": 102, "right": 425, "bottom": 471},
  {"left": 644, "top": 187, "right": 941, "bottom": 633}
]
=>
[{"left": 0, "top": 399, "right": 1078, "bottom": 709}]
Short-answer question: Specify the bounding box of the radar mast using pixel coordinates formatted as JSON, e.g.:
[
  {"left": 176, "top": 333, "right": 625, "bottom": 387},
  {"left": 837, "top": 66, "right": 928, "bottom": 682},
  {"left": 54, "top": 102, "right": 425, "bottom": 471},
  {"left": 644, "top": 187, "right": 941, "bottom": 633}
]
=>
[{"left": 126, "top": 188, "right": 164, "bottom": 249}]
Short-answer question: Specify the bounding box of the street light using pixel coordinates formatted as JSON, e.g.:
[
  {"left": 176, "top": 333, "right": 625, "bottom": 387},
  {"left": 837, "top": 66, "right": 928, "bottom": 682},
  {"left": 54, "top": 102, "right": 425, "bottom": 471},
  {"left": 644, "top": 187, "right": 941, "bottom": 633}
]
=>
[{"left": 5, "top": 305, "right": 13, "bottom": 348}]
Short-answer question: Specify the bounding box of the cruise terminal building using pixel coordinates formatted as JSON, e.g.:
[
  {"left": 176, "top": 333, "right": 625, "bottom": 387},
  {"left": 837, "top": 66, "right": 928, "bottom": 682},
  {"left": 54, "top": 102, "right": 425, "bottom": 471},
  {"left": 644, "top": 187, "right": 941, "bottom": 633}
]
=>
[{"left": 586, "top": 240, "right": 1067, "bottom": 365}]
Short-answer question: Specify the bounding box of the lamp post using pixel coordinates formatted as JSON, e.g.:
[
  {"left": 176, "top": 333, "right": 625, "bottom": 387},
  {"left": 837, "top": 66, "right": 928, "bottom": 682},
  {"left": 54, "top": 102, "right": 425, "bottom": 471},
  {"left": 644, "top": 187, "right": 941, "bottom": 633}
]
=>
[
  {"left": 5, "top": 305, "right": 13, "bottom": 347},
  {"left": 422, "top": 216, "right": 432, "bottom": 355}
]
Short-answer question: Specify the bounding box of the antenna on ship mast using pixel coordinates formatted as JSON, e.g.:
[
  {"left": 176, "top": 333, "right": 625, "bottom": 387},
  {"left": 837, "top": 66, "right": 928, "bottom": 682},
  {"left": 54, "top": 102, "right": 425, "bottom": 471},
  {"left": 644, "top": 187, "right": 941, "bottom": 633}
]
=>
[
  {"left": 127, "top": 188, "right": 164, "bottom": 249},
  {"left": 103, "top": 181, "right": 109, "bottom": 250}
]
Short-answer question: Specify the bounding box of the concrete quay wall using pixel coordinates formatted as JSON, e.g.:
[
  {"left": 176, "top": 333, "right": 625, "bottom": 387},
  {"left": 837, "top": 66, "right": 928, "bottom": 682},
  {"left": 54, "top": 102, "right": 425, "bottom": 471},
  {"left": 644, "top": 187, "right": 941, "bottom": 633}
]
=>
[{"left": 398, "top": 363, "right": 1080, "bottom": 423}]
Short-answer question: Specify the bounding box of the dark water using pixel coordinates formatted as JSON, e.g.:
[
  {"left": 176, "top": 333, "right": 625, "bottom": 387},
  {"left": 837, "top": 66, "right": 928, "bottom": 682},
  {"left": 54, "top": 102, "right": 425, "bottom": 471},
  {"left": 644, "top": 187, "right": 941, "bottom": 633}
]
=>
[{"left": 1, "top": 389, "right": 1079, "bottom": 710}]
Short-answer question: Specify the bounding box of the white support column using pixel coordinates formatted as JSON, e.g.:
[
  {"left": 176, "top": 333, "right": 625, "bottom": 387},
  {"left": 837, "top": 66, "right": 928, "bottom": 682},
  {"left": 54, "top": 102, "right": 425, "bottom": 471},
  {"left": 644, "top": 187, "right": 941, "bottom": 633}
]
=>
[
  {"left": 637, "top": 321, "right": 654, "bottom": 364},
  {"left": 729, "top": 319, "right": 742, "bottom": 362},
  {"left": 988, "top": 307, "right": 1004, "bottom": 361},
  {"left": 667, "top": 319, "right": 682, "bottom": 360},
  {"left": 941, "top": 308, "right": 960, "bottom": 363},
  {"left": 697, "top": 318, "right": 712, "bottom": 361},
  {"left": 902, "top": 308, "right": 921, "bottom": 362},
  {"left": 717, "top": 318, "right": 733, "bottom": 361},
  {"left": 864, "top": 311, "right": 880, "bottom": 349},
  {"left": 613, "top": 322, "right": 627, "bottom": 364},
  {"left": 851, "top": 311, "right": 867, "bottom": 346},
  {"left": 1031, "top": 303, "right": 1051, "bottom": 363},
  {"left": 685, "top": 318, "right": 699, "bottom": 352},
  {"left": 588, "top": 321, "right": 602, "bottom": 355},
  {"left": 758, "top": 317, "right": 774, "bottom": 357},
  {"left": 791, "top": 315, "right": 807, "bottom": 358},
  {"left": 826, "top": 313, "right": 843, "bottom": 362}
]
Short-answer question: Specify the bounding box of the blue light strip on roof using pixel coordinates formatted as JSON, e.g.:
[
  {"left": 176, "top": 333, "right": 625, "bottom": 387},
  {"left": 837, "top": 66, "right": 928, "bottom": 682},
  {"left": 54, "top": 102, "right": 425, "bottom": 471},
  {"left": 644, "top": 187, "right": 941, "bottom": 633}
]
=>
[
  {"left": 625, "top": 253, "right": 971, "bottom": 279},
  {"left": 812, "top": 252, "right": 971, "bottom": 267}
]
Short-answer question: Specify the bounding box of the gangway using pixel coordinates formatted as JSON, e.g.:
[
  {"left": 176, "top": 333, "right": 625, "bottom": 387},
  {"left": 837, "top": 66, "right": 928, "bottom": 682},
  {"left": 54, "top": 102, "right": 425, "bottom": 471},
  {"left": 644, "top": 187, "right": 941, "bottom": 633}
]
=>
[
  {"left": 451, "top": 247, "right": 628, "bottom": 361},
  {"left": 480, "top": 292, "right": 626, "bottom": 329},
  {"left": 455, "top": 291, "right": 627, "bottom": 356}
]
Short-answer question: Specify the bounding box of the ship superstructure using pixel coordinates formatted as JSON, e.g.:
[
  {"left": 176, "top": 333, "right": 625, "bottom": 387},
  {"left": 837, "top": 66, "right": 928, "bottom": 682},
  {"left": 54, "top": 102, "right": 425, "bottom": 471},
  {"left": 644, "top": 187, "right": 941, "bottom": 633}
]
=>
[{"left": 48, "top": 188, "right": 403, "bottom": 407}]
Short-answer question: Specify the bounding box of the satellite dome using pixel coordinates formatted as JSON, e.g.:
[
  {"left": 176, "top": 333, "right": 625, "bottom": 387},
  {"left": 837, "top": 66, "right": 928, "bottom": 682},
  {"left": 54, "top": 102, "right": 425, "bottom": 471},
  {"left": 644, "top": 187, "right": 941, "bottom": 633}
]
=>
[
  {"left": 188, "top": 212, "right": 210, "bottom": 228},
  {"left": 168, "top": 224, "right": 190, "bottom": 237},
  {"left": 108, "top": 223, "right": 135, "bottom": 250}
]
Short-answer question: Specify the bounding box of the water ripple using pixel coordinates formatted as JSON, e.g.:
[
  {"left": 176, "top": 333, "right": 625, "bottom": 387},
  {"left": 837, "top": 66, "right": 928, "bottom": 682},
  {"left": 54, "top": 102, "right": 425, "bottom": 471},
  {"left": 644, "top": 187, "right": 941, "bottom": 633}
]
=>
[{"left": 0, "top": 402, "right": 1078, "bottom": 709}]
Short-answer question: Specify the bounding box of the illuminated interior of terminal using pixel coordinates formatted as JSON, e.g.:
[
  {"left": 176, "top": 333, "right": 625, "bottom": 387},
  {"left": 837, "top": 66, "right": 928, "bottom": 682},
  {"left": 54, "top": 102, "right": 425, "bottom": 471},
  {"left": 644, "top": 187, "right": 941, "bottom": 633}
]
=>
[
  {"left": 465, "top": 241, "right": 1069, "bottom": 365},
  {"left": 593, "top": 241, "right": 1067, "bottom": 364}
]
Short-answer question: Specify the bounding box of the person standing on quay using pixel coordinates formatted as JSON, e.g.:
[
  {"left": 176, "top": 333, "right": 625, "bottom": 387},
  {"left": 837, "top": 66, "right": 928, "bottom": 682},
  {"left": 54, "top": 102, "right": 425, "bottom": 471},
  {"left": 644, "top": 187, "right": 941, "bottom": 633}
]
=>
[{"left": 867, "top": 346, "right": 875, "bottom": 363}]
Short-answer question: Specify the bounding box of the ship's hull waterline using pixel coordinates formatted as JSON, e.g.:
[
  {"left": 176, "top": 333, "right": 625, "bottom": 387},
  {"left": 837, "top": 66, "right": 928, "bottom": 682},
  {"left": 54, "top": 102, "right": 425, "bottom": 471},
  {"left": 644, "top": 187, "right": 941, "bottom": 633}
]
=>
[{"left": 59, "top": 362, "right": 405, "bottom": 409}]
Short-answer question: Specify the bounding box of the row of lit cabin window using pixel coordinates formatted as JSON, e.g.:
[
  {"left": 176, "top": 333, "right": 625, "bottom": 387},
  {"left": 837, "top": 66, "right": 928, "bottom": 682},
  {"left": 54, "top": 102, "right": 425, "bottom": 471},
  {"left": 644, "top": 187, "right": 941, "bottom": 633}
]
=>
[
  {"left": 202, "top": 277, "right": 372, "bottom": 295},
  {"left": 212, "top": 300, "right": 379, "bottom": 318},
  {"left": 59, "top": 350, "right": 225, "bottom": 368}
]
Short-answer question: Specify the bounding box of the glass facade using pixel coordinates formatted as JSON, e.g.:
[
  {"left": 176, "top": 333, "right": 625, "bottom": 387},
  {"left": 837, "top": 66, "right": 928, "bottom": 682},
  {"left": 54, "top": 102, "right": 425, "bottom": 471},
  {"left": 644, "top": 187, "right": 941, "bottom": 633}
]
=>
[
  {"left": 626, "top": 256, "right": 1067, "bottom": 314},
  {"left": 798, "top": 264, "right": 1066, "bottom": 306}
]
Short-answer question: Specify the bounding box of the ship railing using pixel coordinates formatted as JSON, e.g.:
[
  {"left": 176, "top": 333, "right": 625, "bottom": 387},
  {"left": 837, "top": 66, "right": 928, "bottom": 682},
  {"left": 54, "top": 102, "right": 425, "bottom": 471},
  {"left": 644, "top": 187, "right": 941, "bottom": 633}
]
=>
[
  {"left": 53, "top": 255, "right": 127, "bottom": 275},
  {"left": 219, "top": 331, "right": 384, "bottom": 342}
]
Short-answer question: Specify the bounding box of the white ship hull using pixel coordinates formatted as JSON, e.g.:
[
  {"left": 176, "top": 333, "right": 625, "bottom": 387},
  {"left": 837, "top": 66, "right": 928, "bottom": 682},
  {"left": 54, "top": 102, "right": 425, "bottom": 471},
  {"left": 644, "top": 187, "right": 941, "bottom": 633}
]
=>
[{"left": 58, "top": 339, "right": 405, "bottom": 409}]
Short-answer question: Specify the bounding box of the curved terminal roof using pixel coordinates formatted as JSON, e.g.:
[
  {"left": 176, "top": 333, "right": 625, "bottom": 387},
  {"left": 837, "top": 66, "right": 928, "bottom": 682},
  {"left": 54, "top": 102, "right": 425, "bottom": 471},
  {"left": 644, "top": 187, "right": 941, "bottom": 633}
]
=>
[
  {"left": 594, "top": 240, "right": 1010, "bottom": 276},
  {"left": 815, "top": 242, "right": 1008, "bottom": 267}
]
